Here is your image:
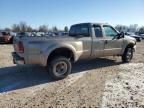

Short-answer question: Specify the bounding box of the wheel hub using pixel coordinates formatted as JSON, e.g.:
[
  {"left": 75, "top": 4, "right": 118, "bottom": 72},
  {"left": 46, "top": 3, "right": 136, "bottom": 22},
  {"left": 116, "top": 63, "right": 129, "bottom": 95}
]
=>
[
  {"left": 54, "top": 61, "right": 67, "bottom": 76},
  {"left": 126, "top": 48, "right": 132, "bottom": 60}
]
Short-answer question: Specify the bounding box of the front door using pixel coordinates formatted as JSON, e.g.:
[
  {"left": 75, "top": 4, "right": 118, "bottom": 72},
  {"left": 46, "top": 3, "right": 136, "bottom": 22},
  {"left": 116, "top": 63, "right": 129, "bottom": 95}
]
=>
[{"left": 103, "top": 25, "right": 123, "bottom": 56}]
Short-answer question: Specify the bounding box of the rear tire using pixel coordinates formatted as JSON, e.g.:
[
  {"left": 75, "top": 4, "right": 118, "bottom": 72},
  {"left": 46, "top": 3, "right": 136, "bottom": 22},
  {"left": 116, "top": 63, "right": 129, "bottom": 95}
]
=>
[
  {"left": 47, "top": 56, "right": 72, "bottom": 80},
  {"left": 122, "top": 46, "right": 133, "bottom": 63}
]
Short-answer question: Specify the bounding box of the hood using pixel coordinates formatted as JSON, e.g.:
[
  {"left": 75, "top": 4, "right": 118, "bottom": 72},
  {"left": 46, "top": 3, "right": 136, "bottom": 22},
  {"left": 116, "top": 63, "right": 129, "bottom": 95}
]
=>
[
  {"left": 129, "top": 35, "right": 141, "bottom": 38},
  {"left": 125, "top": 35, "right": 136, "bottom": 42}
]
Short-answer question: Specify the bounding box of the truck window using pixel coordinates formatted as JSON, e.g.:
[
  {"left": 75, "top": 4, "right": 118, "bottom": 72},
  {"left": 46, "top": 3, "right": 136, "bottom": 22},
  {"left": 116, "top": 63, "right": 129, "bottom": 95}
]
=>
[
  {"left": 94, "top": 26, "right": 103, "bottom": 37},
  {"left": 69, "top": 25, "right": 90, "bottom": 37},
  {"left": 103, "top": 26, "right": 118, "bottom": 37}
]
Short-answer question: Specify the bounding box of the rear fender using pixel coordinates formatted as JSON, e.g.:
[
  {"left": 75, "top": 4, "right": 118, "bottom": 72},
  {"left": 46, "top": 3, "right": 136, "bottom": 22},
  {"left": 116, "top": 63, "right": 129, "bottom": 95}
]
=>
[{"left": 42, "top": 43, "right": 77, "bottom": 66}]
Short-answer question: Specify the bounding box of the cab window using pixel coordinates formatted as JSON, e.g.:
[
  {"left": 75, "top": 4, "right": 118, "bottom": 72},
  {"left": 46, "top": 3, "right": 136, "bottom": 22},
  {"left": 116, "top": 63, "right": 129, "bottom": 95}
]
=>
[
  {"left": 103, "top": 26, "right": 118, "bottom": 37},
  {"left": 94, "top": 26, "right": 103, "bottom": 37}
]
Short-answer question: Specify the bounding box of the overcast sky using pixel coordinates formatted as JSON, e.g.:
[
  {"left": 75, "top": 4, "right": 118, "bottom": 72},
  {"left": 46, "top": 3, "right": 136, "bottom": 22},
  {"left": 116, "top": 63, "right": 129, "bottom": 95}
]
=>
[{"left": 0, "top": 0, "right": 144, "bottom": 29}]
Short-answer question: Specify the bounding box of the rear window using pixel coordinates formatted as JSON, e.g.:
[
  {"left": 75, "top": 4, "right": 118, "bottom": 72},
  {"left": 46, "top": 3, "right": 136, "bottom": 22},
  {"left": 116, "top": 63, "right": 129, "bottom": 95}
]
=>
[{"left": 69, "top": 25, "right": 90, "bottom": 37}]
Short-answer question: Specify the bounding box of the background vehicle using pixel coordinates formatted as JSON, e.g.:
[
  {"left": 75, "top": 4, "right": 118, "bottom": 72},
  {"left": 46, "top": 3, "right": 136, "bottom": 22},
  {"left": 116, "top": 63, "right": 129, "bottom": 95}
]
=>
[
  {"left": 124, "top": 32, "right": 142, "bottom": 42},
  {"left": 0, "top": 31, "right": 13, "bottom": 43},
  {"left": 13, "top": 23, "right": 136, "bottom": 80},
  {"left": 45, "top": 32, "right": 68, "bottom": 37},
  {"left": 140, "top": 34, "right": 144, "bottom": 39}
]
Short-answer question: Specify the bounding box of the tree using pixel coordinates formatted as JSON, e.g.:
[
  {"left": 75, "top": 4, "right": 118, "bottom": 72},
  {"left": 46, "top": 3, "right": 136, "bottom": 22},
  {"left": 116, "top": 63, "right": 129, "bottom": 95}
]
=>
[
  {"left": 4, "top": 28, "right": 11, "bottom": 31},
  {"left": 12, "top": 22, "right": 33, "bottom": 32},
  {"left": 19, "top": 22, "right": 28, "bottom": 32},
  {"left": 115, "top": 25, "right": 128, "bottom": 32},
  {"left": 27, "top": 26, "right": 33, "bottom": 32},
  {"left": 64, "top": 26, "right": 69, "bottom": 32},
  {"left": 128, "top": 24, "right": 138, "bottom": 32},
  {"left": 39, "top": 25, "right": 48, "bottom": 32},
  {"left": 138, "top": 27, "right": 144, "bottom": 34},
  {"left": 52, "top": 26, "right": 58, "bottom": 32},
  {"left": 12, "top": 24, "right": 20, "bottom": 32},
  {"left": 32, "top": 29, "right": 38, "bottom": 32}
]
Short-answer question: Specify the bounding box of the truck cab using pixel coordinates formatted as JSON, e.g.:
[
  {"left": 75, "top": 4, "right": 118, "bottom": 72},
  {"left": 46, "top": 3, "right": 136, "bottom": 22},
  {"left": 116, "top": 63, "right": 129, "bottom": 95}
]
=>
[{"left": 69, "top": 23, "right": 135, "bottom": 58}]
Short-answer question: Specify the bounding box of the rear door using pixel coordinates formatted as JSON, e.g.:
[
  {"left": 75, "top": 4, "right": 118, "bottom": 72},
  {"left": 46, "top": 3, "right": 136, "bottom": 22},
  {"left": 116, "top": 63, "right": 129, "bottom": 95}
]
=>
[
  {"left": 69, "top": 24, "right": 92, "bottom": 59},
  {"left": 91, "top": 25, "right": 105, "bottom": 58},
  {"left": 103, "top": 25, "right": 124, "bottom": 56}
]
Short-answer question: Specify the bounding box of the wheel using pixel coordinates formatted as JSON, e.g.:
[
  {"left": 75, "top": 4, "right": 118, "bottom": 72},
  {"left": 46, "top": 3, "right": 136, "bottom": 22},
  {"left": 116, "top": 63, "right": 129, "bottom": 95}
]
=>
[
  {"left": 139, "top": 37, "right": 142, "bottom": 42},
  {"left": 47, "top": 56, "right": 72, "bottom": 80},
  {"left": 122, "top": 46, "right": 133, "bottom": 63},
  {"left": 136, "top": 38, "right": 141, "bottom": 42}
]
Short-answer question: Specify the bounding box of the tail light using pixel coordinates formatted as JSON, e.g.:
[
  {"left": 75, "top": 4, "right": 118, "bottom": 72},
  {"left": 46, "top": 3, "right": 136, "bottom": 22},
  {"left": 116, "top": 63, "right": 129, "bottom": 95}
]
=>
[{"left": 18, "top": 41, "right": 24, "bottom": 53}]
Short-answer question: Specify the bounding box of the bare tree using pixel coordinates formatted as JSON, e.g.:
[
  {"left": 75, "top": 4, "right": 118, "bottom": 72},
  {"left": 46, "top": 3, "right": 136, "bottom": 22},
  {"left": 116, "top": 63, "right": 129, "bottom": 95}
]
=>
[
  {"left": 27, "top": 26, "right": 33, "bottom": 32},
  {"left": 64, "top": 26, "right": 69, "bottom": 32},
  {"left": 52, "top": 26, "right": 58, "bottom": 32},
  {"left": 4, "top": 28, "right": 11, "bottom": 31},
  {"left": 115, "top": 25, "right": 128, "bottom": 32},
  {"left": 12, "top": 22, "right": 33, "bottom": 32},
  {"left": 32, "top": 29, "right": 38, "bottom": 32},
  {"left": 39, "top": 25, "right": 48, "bottom": 32},
  {"left": 12, "top": 24, "right": 20, "bottom": 32},
  {"left": 129, "top": 24, "right": 138, "bottom": 33},
  {"left": 19, "top": 22, "right": 28, "bottom": 32}
]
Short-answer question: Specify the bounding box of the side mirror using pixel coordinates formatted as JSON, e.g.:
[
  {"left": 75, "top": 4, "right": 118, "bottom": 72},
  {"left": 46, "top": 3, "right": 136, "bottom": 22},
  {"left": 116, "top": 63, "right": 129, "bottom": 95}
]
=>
[
  {"left": 117, "top": 32, "right": 125, "bottom": 39},
  {"left": 120, "top": 32, "right": 125, "bottom": 38}
]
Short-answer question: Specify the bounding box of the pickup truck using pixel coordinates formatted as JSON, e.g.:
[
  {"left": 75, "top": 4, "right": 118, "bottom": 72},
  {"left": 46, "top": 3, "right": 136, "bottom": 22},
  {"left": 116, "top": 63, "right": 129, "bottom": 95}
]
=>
[{"left": 13, "top": 23, "right": 136, "bottom": 80}]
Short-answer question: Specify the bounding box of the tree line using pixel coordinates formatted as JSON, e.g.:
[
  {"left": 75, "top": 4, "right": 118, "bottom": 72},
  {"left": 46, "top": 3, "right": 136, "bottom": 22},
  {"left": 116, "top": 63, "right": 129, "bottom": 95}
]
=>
[
  {"left": 3, "top": 22, "right": 144, "bottom": 34},
  {"left": 115, "top": 24, "right": 144, "bottom": 34},
  {"left": 4, "top": 22, "right": 69, "bottom": 33}
]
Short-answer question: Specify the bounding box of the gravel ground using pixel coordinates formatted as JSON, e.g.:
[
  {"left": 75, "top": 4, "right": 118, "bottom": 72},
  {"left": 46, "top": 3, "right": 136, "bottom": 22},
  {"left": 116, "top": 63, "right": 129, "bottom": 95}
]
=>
[
  {"left": 0, "top": 41, "right": 144, "bottom": 108},
  {"left": 102, "top": 63, "right": 144, "bottom": 108},
  {"left": 0, "top": 44, "right": 15, "bottom": 68}
]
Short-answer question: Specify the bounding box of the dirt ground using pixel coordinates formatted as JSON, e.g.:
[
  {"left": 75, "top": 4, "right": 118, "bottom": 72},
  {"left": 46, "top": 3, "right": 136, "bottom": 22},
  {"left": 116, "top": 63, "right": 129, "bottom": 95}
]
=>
[{"left": 0, "top": 41, "right": 144, "bottom": 108}]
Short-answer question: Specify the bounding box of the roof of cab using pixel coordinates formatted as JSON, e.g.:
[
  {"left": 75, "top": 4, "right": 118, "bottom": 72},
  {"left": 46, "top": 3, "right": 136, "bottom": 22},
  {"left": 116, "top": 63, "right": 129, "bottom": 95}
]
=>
[{"left": 71, "top": 22, "right": 110, "bottom": 27}]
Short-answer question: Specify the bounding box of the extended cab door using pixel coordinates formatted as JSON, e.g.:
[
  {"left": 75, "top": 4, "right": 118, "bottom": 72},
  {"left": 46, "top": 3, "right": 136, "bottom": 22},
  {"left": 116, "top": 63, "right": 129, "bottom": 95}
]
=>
[
  {"left": 69, "top": 24, "right": 92, "bottom": 59},
  {"left": 103, "top": 25, "right": 124, "bottom": 56},
  {"left": 91, "top": 25, "right": 105, "bottom": 58}
]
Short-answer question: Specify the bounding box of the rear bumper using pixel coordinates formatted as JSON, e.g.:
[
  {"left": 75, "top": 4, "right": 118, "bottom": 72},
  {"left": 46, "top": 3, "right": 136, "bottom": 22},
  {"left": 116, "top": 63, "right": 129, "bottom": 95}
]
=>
[{"left": 12, "top": 52, "right": 25, "bottom": 65}]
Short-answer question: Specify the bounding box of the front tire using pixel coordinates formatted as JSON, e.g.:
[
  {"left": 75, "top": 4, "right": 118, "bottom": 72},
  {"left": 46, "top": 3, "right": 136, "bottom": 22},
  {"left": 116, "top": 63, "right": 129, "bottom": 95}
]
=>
[
  {"left": 122, "top": 46, "right": 133, "bottom": 63},
  {"left": 48, "top": 57, "right": 72, "bottom": 80},
  {"left": 136, "top": 38, "right": 141, "bottom": 42}
]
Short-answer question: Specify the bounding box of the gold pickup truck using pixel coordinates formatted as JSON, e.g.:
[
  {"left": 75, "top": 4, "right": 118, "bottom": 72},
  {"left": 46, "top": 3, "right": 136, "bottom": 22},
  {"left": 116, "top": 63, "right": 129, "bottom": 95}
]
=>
[{"left": 12, "top": 23, "right": 136, "bottom": 80}]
